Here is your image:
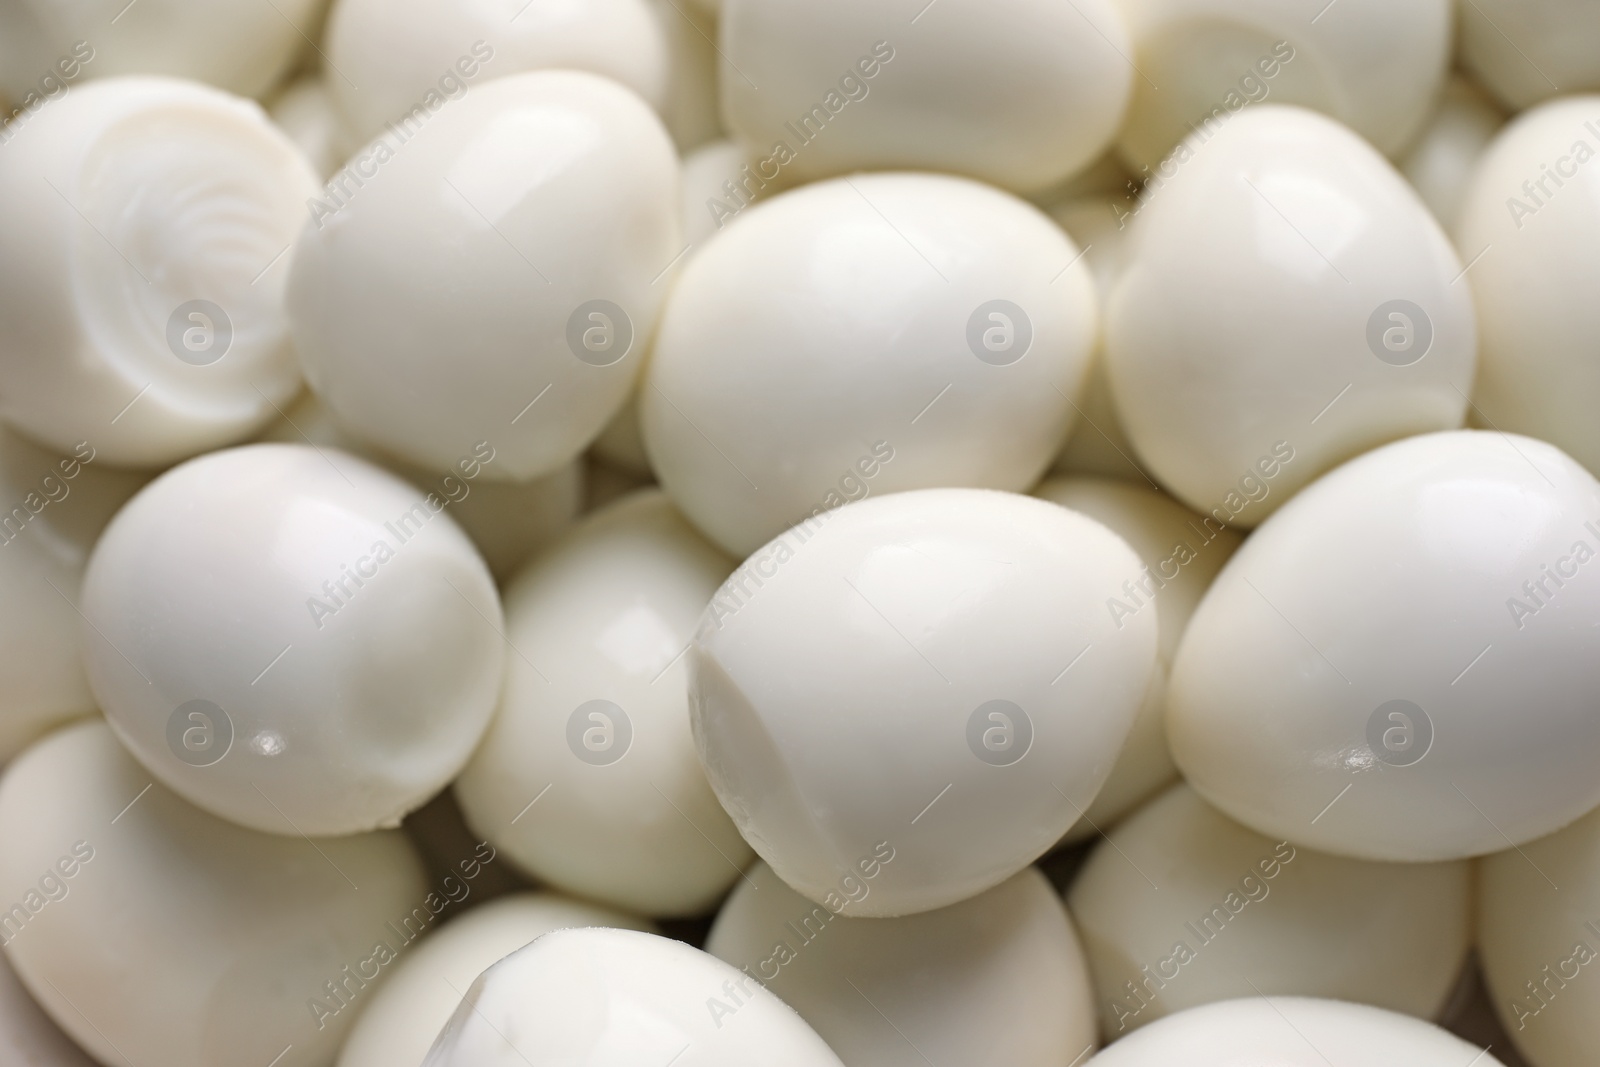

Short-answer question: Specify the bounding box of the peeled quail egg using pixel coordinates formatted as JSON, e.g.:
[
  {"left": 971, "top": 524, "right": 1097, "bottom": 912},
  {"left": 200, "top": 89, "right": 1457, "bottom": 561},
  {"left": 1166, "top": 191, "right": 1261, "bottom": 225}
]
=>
[
  {"left": 81, "top": 443, "right": 504, "bottom": 837},
  {"left": 0, "top": 77, "right": 318, "bottom": 467},
  {"left": 719, "top": 0, "right": 1133, "bottom": 194},
  {"left": 1106, "top": 105, "right": 1476, "bottom": 527},
  {"left": 643, "top": 171, "right": 1097, "bottom": 558},
  {"left": 422, "top": 928, "right": 846, "bottom": 1067},
  {"left": 289, "top": 70, "right": 681, "bottom": 483},
  {"left": 1167, "top": 430, "right": 1600, "bottom": 861},
  {"left": 690, "top": 488, "right": 1157, "bottom": 916}
]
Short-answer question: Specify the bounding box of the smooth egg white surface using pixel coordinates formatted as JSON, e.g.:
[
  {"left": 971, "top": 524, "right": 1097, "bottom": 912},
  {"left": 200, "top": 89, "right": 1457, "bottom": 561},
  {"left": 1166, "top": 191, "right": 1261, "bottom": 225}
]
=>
[
  {"left": 1460, "top": 0, "right": 1600, "bottom": 110},
  {"left": 1168, "top": 430, "right": 1600, "bottom": 861},
  {"left": 337, "top": 892, "right": 657, "bottom": 1067},
  {"left": 1111, "top": 0, "right": 1450, "bottom": 171},
  {"left": 706, "top": 861, "right": 1097, "bottom": 1067},
  {"left": 1034, "top": 477, "right": 1241, "bottom": 840},
  {"left": 1478, "top": 804, "right": 1600, "bottom": 1067},
  {"left": 1083, "top": 997, "right": 1505, "bottom": 1066},
  {"left": 455, "top": 490, "right": 752, "bottom": 917},
  {"left": 643, "top": 171, "right": 1097, "bottom": 558},
  {"left": 1456, "top": 95, "right": 1600, "bottom": 480},
  {"left": 690, "top": 488, "right": 1157, "bottom": 916},
  {"left": 0, "top": 720, "right": 428, "bottom": 1067},
  {"left": 422, "top": 928, "right": 845, "bottom": 1067},
  {"left": 289, "top": 70, "right": 681, "bottom": 482},
  {"left": 1106, "top": 105, "right": 1475, "bottom": 527},
  {"left": 1399, "top": 76, "right": 1506, "bottom": 232},
  {"left": 81, "top": 444, "right": 505, "bottom": 837},
  {"left": 324, "top": 0, "right": 668, "bottom": 145},
  {"left": 719, "top": 0, "right": 1132, "bottom": 194},
  {"left": 1068, "top": 783, "right": 1471, "bottom": 1035},
  {"left": 0, "top": 0, "right": 322, "bottom": 100}
]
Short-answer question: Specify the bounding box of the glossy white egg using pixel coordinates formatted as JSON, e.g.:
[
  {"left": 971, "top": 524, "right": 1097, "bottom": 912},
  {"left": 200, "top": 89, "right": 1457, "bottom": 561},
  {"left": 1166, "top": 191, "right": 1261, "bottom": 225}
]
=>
[
  {"left": 337, "top": 891, "right": 656, "bottom": 1067},
  {"left": 1034, "top": 478, "right": 1241, "bottom": 839},
  {"left": 1399, "top": 76, "right": 1505, "bottom": 231},
  {"left": 1068, "top": 783, "right": 1471, "bottom": 1035},
  {"left": 422, "top": 928, "right": 845, "bottom": 1067},
  {"left": 456, "top": 490, "right": 751, "bottom": 916},
  {"left": 0, "top": 0, "right": 322, "bottom": 100},
  {"left": 81, "top": 444, "right": 505, "bottom": 836},
  {"left": 643, "top": 171, "right": 1097, "bottom": 558},
  {"left": 1478, "top": 804, "right": 1600, "bottom": 1067},
  {"left": 690, "top": 488, "right": 1157, "bottom": 916},
  {"left": 289, "top": 70, "right": 681, "bottom": 483},
  {"left": 1461, "top": 0, "right": 1600, "bottom": 110},
  {"left": 707, "top": 861, "right": 1097, "bottom": 1067},
  {"left": 0, "top": 720, "right": 428, "bottom": 1066},
  {"left": 1083, "top": 996, "right": 1504, "bottom": 1066},
  {"left": 1455, "top": 95, "right": 1600, "bottom": 479},
  {"left": 1106, "top": 105, "right": 1476, "bottom": 527},
  {"left": 719, "top": 0, "right": 1132, "bottom": 194},
  {"left": 324, "top": 0, "right": 667, "bottom": 145},
  {"left": 1111, "top": 0, "right": 1450, "bottom": 171},
  {"left": 0, "top": 77, "right": 318, "bottom": 468},
  {"left": 1168, "top": 430, "right": 1600, "bottom": 861}
]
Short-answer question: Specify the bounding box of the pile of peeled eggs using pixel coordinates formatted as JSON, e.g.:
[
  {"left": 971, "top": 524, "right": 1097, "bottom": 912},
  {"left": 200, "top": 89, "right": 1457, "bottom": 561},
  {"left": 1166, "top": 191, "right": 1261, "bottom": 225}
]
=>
[{"left": 3, "top": 0, "right": 1600, "bottom": 1063}]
